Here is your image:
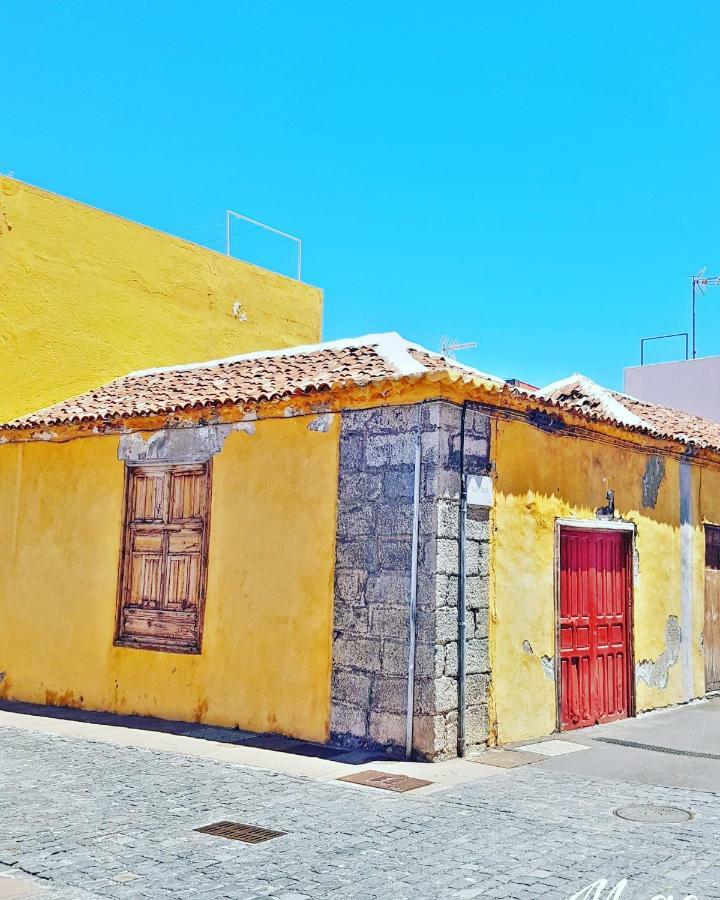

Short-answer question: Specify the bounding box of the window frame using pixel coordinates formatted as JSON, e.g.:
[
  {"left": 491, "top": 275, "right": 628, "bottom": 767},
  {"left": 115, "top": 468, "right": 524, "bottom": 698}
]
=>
[
  {"left": 706, "top": 523, "right": 720, "bottom": 571},
  {"left": 114, "top": 460, "right": 213, "bottom": 654}
]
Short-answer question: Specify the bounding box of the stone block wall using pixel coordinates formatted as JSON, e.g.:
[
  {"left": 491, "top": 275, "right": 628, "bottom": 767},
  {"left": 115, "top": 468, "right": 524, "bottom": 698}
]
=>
[{"left": 330, "top": 401, "right": 492, "bottom": 760}]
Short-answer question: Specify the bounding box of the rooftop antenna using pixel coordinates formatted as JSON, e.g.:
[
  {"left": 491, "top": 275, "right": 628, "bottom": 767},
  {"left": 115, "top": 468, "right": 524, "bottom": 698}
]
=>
[
  {"left": 440, "top": 337, "right": 477, "bottom": 360},
  {"left": 226, "top": 210, "right": 303, "bottom": 281},
  {"left": 691, "top": 268, "right": 720, "bottom": 358}
]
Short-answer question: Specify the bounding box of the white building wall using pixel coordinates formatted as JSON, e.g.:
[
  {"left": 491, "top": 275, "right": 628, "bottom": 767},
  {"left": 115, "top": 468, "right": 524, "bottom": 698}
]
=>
[{"left": 624, "top": 356, "right": 720, "bottom": 424}]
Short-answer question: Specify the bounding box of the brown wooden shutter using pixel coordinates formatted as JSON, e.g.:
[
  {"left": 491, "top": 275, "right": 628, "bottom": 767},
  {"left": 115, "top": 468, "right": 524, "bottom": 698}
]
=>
[{"left": 116, "top": 462, "right": 211, "bottom": 653}]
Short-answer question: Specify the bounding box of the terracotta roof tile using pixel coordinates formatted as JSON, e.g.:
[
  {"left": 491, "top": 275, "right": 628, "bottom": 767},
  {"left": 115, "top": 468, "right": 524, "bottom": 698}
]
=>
[
  {"left": 8, "top": 334, "right": 720, "bottom": 458},
  {"left": 3, "top": 333, "right": 500, "bottom": 431},
  {"left": 535, "top": 374, "right": 720, "bottom": 452}
]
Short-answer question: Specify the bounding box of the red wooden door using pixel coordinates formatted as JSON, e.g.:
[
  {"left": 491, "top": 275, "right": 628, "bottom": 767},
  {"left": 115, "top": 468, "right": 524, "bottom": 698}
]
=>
[{"left": 559, "top": 528, "right": 631, "bottom": 730}]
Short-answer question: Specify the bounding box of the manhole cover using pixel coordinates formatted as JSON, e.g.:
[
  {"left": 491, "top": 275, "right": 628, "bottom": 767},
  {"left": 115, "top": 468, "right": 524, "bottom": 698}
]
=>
[
  {"left": 337, "top": 770, "right": 432, "bottom": 792},
  {"left": 614, "top": 804, "right": 692, "bottom": 824}
]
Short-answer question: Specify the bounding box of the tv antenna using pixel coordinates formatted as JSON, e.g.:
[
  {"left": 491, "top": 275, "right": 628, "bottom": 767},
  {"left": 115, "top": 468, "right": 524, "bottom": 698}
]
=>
[
  {"left": 440, "top": 337, "right": 477, "bottom": 359},
  {"left": 691, "top": 268, "right": 720, "bottom": 358}
]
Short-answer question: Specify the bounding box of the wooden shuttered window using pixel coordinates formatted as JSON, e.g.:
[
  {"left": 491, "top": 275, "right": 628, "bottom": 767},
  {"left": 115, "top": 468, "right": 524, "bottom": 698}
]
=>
[{"left": 116, "top": 462, "right": 212, "bottom": 653}]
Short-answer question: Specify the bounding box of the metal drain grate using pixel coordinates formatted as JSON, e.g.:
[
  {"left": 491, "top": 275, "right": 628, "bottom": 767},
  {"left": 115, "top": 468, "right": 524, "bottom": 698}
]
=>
[
  {"left": 194, "top": 821, "right": 285, "bottom": 843},
  {"left": 596, "top": 737, "right": 720, "bottom": 761},
  {"left": 337, "top": 770, "right": 432, "bottom": 792}
]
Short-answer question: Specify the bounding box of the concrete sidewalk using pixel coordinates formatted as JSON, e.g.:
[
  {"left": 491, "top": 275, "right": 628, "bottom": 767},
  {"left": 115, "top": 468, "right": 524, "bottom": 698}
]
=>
[
  {"left": 0, "top": 703, "right": 504, "bottom": 795},
  {"left": 2, "top": 696, "right": 719, "bottom": 794},
  {"left": 515, "top": 697, "right": 720, "bottom": 792}
]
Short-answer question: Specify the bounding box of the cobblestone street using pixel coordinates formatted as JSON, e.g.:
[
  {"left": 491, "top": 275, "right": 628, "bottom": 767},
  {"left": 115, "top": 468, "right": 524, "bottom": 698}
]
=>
[{"left": 1, "top": 722, "right": 719, "bottom": 900}]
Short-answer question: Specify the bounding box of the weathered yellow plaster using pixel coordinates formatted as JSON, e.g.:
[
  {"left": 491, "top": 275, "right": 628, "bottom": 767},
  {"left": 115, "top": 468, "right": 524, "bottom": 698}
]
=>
[
  {"left": 0, "top": 416, "right": 339, "bottom": 741},
  {"left": 492, "top": 417, "right": 705, "bottom": 745},
  {"left": 3, "top": 365, "right": 718, "bottom": 747},
  {"left": 0, "top": 177, "right": 322, "bottom": 423}
]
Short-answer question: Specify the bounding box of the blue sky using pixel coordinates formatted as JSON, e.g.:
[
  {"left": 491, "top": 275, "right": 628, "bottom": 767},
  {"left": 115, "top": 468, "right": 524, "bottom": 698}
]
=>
[{"left": 4, "top": 2, "right": 720, "bottom": 388}]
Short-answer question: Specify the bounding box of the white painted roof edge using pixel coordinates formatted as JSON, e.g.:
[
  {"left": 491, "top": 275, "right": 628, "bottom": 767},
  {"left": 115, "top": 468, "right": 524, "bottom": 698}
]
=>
[
  {"left": 535, "top": 373, "right": 649, "bottom": 430},
  {"left": 533, "top": 372, "right": 585, "bottom": 398},
  {"left": 125, "top": 332, "right": 504, "bottom": 383}
]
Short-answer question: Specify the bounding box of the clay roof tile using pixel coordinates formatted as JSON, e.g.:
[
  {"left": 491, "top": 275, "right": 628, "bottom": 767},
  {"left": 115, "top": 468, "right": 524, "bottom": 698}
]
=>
[{"left": 2, "top": 333, "right": 499, "bottom": 431}]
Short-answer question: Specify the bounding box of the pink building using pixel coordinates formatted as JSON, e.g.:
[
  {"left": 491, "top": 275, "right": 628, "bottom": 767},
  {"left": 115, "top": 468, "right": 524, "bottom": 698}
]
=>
[{"left": 624, "top": 356, "right": 720, "bottom": 425}]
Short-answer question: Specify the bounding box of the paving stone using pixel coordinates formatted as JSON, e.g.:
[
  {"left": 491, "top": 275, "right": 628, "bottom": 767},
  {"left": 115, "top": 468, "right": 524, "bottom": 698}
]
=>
[{"left": 2, "top": 725, "right": 720, "bottom": 899}]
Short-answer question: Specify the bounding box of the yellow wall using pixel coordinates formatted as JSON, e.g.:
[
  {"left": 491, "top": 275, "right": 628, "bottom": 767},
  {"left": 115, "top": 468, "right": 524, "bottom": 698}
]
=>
[
  {"left": 0, "top": 416, "right": 339, "bottom": 741},
  {"left": 491, "top": 417, "right": 706, "bottom": 745},
  {"left": 0, "top": 177, "right": 322, "bottom": 423}
]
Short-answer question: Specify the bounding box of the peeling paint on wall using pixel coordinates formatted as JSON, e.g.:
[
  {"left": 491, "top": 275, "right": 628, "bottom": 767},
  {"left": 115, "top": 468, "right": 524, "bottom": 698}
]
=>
[
  {"left": 641, "top": 455, "right": 665, "bottom": 509},
  {"left": 636, "top": 615, "right": 681, "bottom": 689},
  {"left": 233, "top": 421, "right": 256, "bottom": 436},
  {"left": 308, "top": 413, "right": 333, "bottom": 433},
  {"left": 118, "top": 424, "right": 233, "bottom": 464},
  {"left": 527, "top": 409, "right": 564, "bottom": 432},
  {"left": 521, "top": 640, "right": 555, "bottom": 681},
  {"left": 230, "top": 301, "right": 248, "bottom": 322},
  {"left": 540, "top": 655, "right": 555, "bottom": 681}
]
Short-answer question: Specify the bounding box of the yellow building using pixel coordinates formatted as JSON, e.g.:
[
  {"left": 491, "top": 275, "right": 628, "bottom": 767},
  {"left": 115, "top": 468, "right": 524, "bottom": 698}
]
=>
[
  {"left": 0, "top": 177, "right": 322, "bottom": 423},
  {"left": 1, "top": 334, "right": 719, "bottom": 758}
]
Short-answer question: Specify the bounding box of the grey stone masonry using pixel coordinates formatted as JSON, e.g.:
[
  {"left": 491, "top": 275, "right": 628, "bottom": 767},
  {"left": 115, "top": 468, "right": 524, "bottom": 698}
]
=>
[{"left": 330, "top": 401, "right": 491, "bottom": 760}]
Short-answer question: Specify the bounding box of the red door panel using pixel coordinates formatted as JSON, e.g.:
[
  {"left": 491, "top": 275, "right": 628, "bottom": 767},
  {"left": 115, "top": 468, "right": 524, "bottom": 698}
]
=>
[{"left": 559, "top": 529, "right": 631, "bottom": 730}]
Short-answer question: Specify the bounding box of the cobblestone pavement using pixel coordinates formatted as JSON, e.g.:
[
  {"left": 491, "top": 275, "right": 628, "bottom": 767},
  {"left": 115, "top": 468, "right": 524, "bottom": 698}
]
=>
[{"left": 1, "top": 725, "right": 719, "bottom": 899}]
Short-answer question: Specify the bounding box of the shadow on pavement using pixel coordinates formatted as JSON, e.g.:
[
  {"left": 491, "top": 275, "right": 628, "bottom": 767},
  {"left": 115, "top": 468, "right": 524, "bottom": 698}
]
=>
[{"left": 0, "top": 698, "right": 392, "bottom": 765}]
